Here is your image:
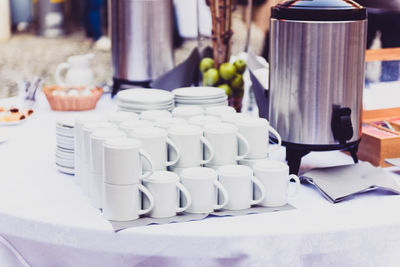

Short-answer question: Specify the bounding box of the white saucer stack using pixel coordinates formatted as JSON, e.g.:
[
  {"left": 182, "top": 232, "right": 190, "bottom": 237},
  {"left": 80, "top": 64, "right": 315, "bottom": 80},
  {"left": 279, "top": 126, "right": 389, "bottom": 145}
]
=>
[
  {"left": 116, "top": 89, "right": 175, "bottom": 113},
  {"left": 173, "top": 87, "right": 228, "bottom": 108},
  {"left": 55, "top": 119, "right": 74, "bottom": 175}
]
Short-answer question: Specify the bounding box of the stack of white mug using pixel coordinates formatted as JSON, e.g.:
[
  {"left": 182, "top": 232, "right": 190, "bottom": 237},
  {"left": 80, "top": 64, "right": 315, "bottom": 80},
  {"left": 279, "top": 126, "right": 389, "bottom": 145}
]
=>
[
  {"left": 102, "top": 138, "right": 156, "bottom": 221},
  {"left": 72, "top": 107, "right": 299, "bottom": 221},
  {"left": 235, "top": 116, "right": 282, "bottom": 168}
]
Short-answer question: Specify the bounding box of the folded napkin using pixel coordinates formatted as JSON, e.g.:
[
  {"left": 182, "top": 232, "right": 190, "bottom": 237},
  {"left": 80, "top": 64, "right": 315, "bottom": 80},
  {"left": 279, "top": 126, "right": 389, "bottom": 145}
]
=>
[
  {"left": 385, "top": 158, "right": 400, "bottom": 168},
  {"left": 247, "top": 50, "right": 269, "bottom": 119},
  {"left": 150, "top": 47, "right": 201, "bottom": 91},
  {"left": 301, "top": 162, "right": 400, "bottom": 203},
  {"left": 109, "top": 205, "right": 294, "bottom": 231}
]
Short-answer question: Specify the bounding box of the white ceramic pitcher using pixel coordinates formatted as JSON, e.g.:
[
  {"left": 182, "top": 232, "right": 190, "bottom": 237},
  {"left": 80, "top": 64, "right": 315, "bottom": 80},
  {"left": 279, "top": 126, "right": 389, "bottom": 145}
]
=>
[{"left": 55, "top": 53, "right": 94, "bottom": 87}]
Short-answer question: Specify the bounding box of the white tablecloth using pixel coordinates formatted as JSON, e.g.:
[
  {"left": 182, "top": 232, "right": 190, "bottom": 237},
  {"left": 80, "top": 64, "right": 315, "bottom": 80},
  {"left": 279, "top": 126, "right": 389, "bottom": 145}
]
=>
[{"left": 1, "top": 95, "right": 400, "bottom": 267}]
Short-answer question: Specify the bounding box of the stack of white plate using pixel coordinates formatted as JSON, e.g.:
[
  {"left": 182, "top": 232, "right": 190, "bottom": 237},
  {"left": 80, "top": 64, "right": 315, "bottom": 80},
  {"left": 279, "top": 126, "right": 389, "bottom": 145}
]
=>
[
  {"left": 56, "top": 119, "right": 74, "bottom": 175},
  {"left": 173, "top": 87, "right": 228, "bottom": 108},
  {"left": 116, "top": 89, "right": 175, "bottom": 113}
]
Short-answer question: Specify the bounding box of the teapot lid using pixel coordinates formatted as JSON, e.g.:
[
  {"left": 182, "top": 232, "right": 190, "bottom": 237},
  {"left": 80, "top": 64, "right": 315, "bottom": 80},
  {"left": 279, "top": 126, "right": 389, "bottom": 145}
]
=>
[{"left": 271, "top": 0, "right": 366, "bottom": 21}]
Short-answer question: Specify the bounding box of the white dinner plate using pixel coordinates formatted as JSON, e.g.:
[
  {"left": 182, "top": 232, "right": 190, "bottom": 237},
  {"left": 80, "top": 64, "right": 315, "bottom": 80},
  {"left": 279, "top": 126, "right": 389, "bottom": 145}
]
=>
[
  {"left": 56, "top": 164, "right": 74, "bottom": 175},
  {"left": 117, "top": 89, "right": 174, "bottom": 105},
  {"left": 117, "top": 106, "right": 174, "bottom": 113},
  {"left": 172, "top": 87, "right": 225, "bottom": 99},
  {"left": 56, "top": 134, "right": 74, "bottom": 142},
  {"left": 56, "top": 135, "right": 74, "bottom": 146},
  {"left": 56, "top": 125, "right": 74, "bottom": 134},
  {"left": 56, "top": 142, "right": 74, "bottom": 150},
  {"left": 56, "top": 118, "right": 74, "bottom": 129},
  {"left": 117, "top": 101, "right": 175, "bottom": 110},
  {"left": 56, "top": 158, "right": 74, "bottom": 168},
  {"left": 0, "top": 119, "right": 27, "bottom": 126},
  {"left": 175, "top": 101, "right": 228, "bottom": 108},
  {"left": 56, "top": 150, "right": 74, "bottom": 160},
  {"left": 57, "top": 146, "right": 74, "bottom": 153},
  {"left": 175, "top": 96, "right": 227, "bottom": 105}
]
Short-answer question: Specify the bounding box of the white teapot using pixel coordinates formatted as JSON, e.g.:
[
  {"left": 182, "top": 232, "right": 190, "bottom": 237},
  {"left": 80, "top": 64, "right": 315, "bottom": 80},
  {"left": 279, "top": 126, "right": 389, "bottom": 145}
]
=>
[{"left": 55, "top": 54, "right": 94, "bottom": 87}]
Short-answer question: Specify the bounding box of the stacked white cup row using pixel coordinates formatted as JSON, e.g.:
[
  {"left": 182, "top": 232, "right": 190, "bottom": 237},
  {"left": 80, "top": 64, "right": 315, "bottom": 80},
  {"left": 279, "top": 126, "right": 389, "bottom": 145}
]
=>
[
  {"left": 104, "top": 162, "right": 300, "bottom": 221},
  {"left": 72, "top": 106, "right": 285, "bottom": 218}
]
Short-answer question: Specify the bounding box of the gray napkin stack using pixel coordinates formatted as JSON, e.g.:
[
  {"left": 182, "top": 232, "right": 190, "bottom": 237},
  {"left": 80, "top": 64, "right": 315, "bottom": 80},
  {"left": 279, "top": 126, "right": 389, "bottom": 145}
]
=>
[
  {"left": 302, "top": 162, "right": 400, "bottom": 203},
  {"left": 385, "top": 158, "right": 400, "bottom": 168},
  {"left": 109, "top": 205, "right": 294, "bottom": 231}
]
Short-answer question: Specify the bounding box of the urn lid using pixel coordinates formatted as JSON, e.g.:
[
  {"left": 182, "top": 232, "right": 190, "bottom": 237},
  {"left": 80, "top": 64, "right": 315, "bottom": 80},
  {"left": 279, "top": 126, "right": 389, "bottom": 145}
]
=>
[{"left": 271, "top": 0, "right": 366, "bottom": 21}]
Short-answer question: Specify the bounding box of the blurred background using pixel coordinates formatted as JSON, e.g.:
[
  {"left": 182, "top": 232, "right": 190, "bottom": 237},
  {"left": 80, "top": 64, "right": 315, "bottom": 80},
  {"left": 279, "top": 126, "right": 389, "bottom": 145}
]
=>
[
  {"left": 0, "top": 0, "right": 273, "bottom": 99},
  {"left": 0, "top": 0, "right": 399, "bottom": 99}
]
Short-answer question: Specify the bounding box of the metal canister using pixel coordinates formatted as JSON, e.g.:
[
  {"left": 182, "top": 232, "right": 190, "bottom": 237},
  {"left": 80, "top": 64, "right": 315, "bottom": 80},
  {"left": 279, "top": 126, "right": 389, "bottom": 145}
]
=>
[
  {"left": 111, "top": 0, "right": 174, "bottom": 83},
  {"left": 34, "top": 0, "right": 65, "bottom": 37},
  {"left": 269, "top": 0, "right": 367, "bottom": 146}
]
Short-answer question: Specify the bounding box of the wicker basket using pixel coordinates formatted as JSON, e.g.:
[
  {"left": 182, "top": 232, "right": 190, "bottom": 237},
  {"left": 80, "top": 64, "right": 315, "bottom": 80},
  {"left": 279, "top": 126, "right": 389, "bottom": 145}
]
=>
[{"left": 43, "top": 86, "right": 103, "bottom": 111}]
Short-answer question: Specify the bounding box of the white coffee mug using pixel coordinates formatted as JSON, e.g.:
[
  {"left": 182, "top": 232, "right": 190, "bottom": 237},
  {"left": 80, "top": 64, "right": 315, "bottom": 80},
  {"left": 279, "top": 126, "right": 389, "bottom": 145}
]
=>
[
  {"left": 140, "top": 110, "right": 172, "bottom": 122},
  {"left": 203, "top": 123, "right": 249, "bottom": 166},
  {"left": 220, "top": 113, "right": 251, "bottom": 124},
  {"left": 154, "top": 117, "right": 187, "bottom": 130},
  {"left": 168, "top": 125, "right": 214, "bottom": 168},
  {"left": 82, "top": 121, "right": 116, "bottom": 195},
  {"left": 142, "top": 171, "right": 192, "bottom": 218},
  {"left": 119, "top": 119, "right": 154, "bottom": 134},
  {"left": 172, "top": 106, "right": 204, "bottom": 120},
  {"left": 90, "top": 129, "right": 127, "bottom": 209},
  {"left": 238, "top": 157, "right": 269, "bottom": 169},
  {"left": 180, "top": 167, "right": 229, "bottom": 213},
  {"left": 188, "top": 115, "right": 220, "bottom": 128},
  {"left": 74, "top": 115, "right": 105, "bottom": 186},
  {"left": 205, "top": 106, "right": 236, "bottom": 117},
  {"left": 253, "top": 160, "right": 300, "bottom": 207},
  {"left": 129, "top": 127, "right": 180, "bottom": 171},
  {"left": 103, "top": 138, "right": 154, "bottom": 185},
  {"left": 236, "top": 117, "right": 282, "bottom": 159},
  {"left": 217, "top": 165, "right": 265, "bottom": 210},
  {"left": 102, "top": 183, "right": 154, "bottom": 221},
  {"left": 108, "top": 111, "right": 139, "bottom": 126}
]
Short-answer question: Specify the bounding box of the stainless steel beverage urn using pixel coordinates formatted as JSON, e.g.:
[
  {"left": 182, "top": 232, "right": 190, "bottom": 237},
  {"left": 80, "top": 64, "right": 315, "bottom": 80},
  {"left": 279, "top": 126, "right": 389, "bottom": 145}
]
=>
[
  {"left": 268, "top": 0, "right": 367, "bottom": 174},
  {"left": 111, "top": 0, "right": 174, "bottom": 94}
]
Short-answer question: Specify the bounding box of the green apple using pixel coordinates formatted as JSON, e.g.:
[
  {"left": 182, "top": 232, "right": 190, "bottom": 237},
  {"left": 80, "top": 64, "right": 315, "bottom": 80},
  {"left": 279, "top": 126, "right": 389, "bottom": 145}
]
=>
[
  {"left": 203, "top": 68, "right": 219, "bottom": 86},
  {"left": 219, "top": 63, "right": 236, "bottom": 81},
  {"left": 200, "top": 57, "right": 214, "bottom": 73},
  {"left": 234, "top": 59, "right": 246, "bottom": 74},
  {"left": 230, "top": 74, "right": 244, "bottom": 89},
  {"left": 218, "top": 84, "right": 232, "bottom": 96}
]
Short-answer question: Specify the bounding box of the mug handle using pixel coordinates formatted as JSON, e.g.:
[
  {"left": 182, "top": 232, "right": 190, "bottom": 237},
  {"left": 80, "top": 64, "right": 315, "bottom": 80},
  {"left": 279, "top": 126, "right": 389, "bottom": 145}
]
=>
[
  {"left": 236, "top": 133, "right": 250, "bottom": 160},
  {"left": 138, "top": 184, "right": 154, "bottom": 215},
  {"left": 139, "top": 149, "right": 154, "bottom": 179},
  {"left": 287, "top": 174, "right": 300, "bottom": 197},
  {"left": 213, "top": 180, "right": 229, "bottom": 210},
  {"left": 250, "top": 176, "right": 265, "bottom": 205},
  {"left": 200, "top": 136, "right": 214, "bottom": 165},
  {"left": 176, "top": 182, "right": 192, "bottom": 213},
  {"left": 266, "top": 126, "right": 282, "bottom": 154},
  {"left": 55, "top": 62, "right": 70, "bottom": 87},
  {"left": 165, "top": 137, "right": 180, "bottom": 167}
]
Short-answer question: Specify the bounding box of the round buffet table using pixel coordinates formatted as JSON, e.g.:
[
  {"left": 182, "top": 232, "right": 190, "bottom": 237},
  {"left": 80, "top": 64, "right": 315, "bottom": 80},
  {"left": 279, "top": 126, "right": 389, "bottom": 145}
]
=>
[{"left": 1, "top": 95, "right": 400, "bottom": 267}]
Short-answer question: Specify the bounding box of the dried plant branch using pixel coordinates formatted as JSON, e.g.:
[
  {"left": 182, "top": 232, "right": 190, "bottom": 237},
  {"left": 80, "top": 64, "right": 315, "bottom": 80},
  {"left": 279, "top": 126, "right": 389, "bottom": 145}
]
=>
[
  {"left": 209, "top": 0, "right": 234, "bottom": 68},
  {"left": 209, "top": 0, "right": 219, "bottom": 68}
]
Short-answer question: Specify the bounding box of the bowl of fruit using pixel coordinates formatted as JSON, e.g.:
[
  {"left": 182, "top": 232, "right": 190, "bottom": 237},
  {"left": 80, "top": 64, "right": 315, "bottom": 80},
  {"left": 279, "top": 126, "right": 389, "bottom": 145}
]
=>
[{"left": 200, "top": 57, "right": 246, "bottom": 112}]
